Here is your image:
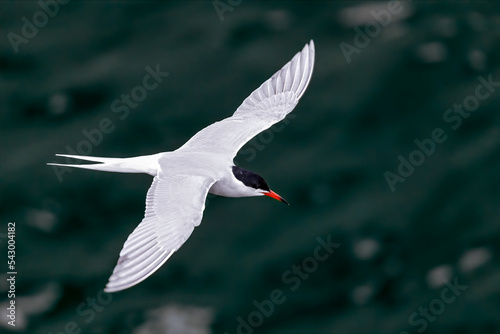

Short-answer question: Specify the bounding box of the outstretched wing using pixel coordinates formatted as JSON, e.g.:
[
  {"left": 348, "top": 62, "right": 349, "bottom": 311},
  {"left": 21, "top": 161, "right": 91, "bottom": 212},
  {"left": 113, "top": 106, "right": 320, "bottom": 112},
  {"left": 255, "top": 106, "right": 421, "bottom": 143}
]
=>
[
  {"left": 104, "top": 174, "right": 216, "bottom": 292},
  {"left": 178, "top": 40, "right": 315, "bottom": 158}
]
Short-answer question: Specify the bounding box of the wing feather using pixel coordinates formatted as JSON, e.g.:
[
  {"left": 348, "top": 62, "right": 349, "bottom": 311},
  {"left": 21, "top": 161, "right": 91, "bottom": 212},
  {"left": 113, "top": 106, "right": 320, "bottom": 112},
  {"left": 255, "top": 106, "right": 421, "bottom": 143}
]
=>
[
  {"left": 104, "top": 175, "right": 216, "bottom": 292},
  {"left": 178, "top": 40, "right": 315, "bottom": 157}
]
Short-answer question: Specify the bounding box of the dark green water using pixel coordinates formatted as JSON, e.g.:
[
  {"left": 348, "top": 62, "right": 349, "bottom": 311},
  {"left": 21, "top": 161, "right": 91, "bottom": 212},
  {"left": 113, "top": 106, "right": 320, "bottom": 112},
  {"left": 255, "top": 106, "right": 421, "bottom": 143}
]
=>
[{"left": 1, "top": 1, "right": 499, "bottom": 333}]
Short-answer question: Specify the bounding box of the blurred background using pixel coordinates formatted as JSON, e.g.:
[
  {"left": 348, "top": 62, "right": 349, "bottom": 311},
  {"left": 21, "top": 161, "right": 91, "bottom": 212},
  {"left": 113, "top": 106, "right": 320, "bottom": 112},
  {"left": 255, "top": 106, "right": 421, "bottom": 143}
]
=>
[{"left": 1, "top": 1, "right": 499, "bottom": 333}]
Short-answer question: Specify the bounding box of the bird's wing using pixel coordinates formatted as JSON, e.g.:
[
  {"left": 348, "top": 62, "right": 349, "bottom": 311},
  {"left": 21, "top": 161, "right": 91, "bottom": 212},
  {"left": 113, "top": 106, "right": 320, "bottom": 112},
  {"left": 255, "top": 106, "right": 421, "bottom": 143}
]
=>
[
  {"left": 178, "top": 40, "right": 315, "bottom": 158},
  {"left": 104, "top": 174, "right": 216, "bottom": 292}
]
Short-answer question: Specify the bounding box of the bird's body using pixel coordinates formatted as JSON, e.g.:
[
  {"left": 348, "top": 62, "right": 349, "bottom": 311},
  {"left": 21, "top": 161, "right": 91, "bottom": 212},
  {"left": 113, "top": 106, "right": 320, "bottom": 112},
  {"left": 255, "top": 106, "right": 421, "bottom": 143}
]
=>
[{"left": 49, "top": 40, "right": 315, "bottom": 292}]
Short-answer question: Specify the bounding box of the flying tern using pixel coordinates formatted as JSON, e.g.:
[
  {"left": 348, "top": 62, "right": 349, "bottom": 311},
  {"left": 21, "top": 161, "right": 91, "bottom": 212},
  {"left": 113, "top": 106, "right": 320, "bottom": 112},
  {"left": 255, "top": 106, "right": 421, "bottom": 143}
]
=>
[{"left": 49, "top": 40, "right": 315, "bottom": 292}]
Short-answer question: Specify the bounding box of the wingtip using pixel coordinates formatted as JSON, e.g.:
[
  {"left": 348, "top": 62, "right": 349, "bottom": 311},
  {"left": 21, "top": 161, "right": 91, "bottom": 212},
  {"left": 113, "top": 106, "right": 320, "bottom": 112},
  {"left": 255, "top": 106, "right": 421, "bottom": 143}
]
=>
[
  {"left": 103, "top": 280, "right": 125, "bottom": 293},
  {"left": 307, "top": 40, "right": 315, "bottom": 57},
  {"left": 103, "top": 284, "right": 118, "bottom": 293},
  {"left": 293, "top": 39, "right": 315, "bottom": 101},
  {"left": 103, "top": 248, "right": 176, "bottom": 293},
  {"left": 303, "top": 39, "right": 314, "bottom": 53}
]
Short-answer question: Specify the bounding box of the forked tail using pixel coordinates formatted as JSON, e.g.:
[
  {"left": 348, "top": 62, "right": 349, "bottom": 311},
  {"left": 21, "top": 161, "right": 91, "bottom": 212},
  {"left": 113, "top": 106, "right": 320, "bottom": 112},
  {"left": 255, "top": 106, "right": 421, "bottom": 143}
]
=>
[{"left": 47, "top": 153, "right": 162, "bottom": 176}]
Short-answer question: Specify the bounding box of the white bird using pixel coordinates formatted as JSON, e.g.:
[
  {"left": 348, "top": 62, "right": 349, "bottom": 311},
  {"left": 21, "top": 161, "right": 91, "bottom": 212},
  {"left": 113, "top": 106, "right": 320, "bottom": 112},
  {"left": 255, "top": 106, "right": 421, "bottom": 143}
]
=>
[{"left": 49, "top": 40, "right": 315, "bottom": 292}]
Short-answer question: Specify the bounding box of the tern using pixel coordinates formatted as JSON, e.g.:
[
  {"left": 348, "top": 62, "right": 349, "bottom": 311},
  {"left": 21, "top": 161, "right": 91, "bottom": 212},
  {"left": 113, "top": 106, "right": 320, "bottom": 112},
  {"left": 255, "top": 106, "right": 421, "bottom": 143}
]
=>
[{"left": 49, "top": 40, "right": 315, "bottom": 292}]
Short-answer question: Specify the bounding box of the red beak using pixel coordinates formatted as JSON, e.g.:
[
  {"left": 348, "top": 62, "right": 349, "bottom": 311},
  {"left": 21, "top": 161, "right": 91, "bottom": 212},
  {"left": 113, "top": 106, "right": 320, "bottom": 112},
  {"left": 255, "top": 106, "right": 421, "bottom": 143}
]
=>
[{"left": 264, "top": 190, "right": 289, "bottom": 205}]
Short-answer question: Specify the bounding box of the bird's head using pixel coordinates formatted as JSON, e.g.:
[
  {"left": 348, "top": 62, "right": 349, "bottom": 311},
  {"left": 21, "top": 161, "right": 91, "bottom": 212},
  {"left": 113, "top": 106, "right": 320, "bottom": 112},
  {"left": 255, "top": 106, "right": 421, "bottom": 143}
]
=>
[{"left": 232, "top": 166, "right": 289, "bottom": 205}]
